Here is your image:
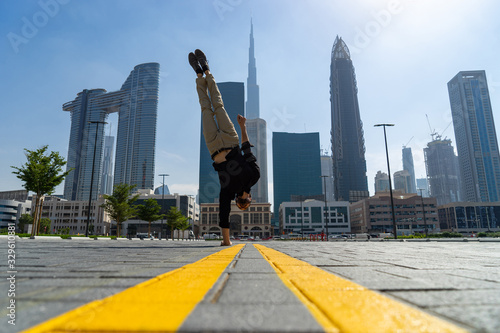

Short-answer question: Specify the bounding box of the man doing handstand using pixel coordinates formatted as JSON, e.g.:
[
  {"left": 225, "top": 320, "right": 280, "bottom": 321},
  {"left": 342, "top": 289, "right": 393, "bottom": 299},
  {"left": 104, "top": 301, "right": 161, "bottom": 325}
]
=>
[{"left": 189, "top": 49, "right": 260, "bottom": 246}]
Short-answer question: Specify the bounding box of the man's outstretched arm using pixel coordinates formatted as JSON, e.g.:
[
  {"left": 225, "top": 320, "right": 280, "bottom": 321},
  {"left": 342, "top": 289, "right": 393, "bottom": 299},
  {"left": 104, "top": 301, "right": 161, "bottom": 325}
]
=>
[{"left": 237, "top": 114, "right": 249, "bottom": 144}]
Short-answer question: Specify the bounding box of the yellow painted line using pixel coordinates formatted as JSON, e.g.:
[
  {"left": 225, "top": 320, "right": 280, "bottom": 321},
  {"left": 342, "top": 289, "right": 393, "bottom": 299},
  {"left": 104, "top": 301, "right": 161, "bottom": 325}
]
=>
[
  {"left": 23, "top": 244, "right": 244, "bottom": 333},
  {"left": 254, "top": 244, "right": 468, "bottom": 333}
]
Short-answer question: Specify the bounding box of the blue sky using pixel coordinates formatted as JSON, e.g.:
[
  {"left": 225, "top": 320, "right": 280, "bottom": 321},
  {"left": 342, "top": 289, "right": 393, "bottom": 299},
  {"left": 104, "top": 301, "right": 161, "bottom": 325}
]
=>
[{"left": 1, "top": 0, "right": 500, "bottom": 205}]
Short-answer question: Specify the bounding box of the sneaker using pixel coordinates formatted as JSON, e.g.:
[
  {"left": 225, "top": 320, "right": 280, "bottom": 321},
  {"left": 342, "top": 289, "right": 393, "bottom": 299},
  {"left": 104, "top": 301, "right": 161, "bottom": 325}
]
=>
[
  {"left": 188, "top": 52, "right": 203, "bottom": 75},
  {"left": 195, "top": 49, "right": 210, "bottom": 72}
]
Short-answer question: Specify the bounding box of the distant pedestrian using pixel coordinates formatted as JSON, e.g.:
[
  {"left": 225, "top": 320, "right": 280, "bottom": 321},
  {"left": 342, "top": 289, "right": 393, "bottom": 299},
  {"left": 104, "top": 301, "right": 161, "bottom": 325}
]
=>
[{"left": 188, "top": 49, "right": 260, "bottom": 246}]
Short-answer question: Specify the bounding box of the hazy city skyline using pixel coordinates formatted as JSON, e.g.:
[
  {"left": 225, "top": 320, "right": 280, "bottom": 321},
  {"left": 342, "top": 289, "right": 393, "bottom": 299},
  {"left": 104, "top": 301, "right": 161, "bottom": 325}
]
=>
[{"left": 2, "top": 1, "right": 500, "bottom": 207}]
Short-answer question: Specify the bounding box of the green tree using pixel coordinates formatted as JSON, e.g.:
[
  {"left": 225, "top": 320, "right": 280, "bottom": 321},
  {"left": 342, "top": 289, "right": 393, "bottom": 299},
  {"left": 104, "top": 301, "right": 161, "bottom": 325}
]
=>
[
  {"left": 40, "top": 218, "right": 51, "bottom": 234},
  {"left": 11, "top": 146, "right": 70, "bottom": 236},
  {"left": 101, "top": 184, "right": 139, "bottom": 237},
  {"left": 18, "top": 213, "right": 33, "bottom": 233},
  {"left": 60, "top": 227, "right": 70, "bottom": 235},
  {"left": 166, "top": 207, "right": 186, "bottom": 240},
  {"left": 176, "top": 217, "right": 191, "bottom": 240},
  {"left": 136, "top": 198, "right": 165, "bottom": 237}
]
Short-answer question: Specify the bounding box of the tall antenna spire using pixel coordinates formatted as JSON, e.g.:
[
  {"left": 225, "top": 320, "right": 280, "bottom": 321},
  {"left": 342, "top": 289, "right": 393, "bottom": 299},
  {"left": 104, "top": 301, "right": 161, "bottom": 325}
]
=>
[{"left": 246, "top": 18, "right": 260, "bottom": 119}]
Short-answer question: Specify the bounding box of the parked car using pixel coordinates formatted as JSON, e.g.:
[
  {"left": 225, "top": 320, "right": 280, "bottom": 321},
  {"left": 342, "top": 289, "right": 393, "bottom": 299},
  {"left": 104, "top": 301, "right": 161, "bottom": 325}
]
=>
[{"left": 203, "top": 233, "right": 219, "bottom": 240}]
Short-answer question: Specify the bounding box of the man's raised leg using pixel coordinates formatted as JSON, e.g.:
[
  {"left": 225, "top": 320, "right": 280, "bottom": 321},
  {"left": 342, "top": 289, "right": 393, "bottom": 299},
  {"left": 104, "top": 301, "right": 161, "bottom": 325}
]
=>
[
  {"left": 205, "top": 72, "right": 239, "bottom": 146},
  {"left": 197, "top": 77, "right": 221, "bottom": 156}
]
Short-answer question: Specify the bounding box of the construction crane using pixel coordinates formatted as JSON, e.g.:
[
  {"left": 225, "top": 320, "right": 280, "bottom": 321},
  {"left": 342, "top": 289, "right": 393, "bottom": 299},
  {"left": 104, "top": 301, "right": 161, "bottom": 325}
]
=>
[
  {"left": 439, "top": 121, "right": 453, "bottom": 140},
  {"left": 426, "top": 114, "right": 438, "bottom": 141},
  {"left": 426, "top": 114, "right": 453, "bottom": 141},
  {"left": 403, "top": 136, "right": 414, "bottom": 148}
]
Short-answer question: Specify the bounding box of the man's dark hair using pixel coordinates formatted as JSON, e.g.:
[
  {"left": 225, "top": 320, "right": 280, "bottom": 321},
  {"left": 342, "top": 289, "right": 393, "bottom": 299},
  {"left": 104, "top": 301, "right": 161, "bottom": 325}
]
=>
[{"left": 235, "top": 194, "right": 252, "bottom": 210}]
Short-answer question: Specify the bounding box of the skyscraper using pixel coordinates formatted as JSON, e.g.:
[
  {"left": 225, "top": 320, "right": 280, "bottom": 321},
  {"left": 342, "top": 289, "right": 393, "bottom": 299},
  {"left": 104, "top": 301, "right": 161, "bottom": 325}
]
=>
[
  {"left": 245, "top": 20, "right": 268, "bottom": 203},
  {"left": 246, "top": 119, "right": 268, "bottom": 202},
  {"left": 321, "top": 153, "right": 334, "bottom": 201},
  {"left": 448, "top": 70, "right": 500, "bottom": 202},
  {"left": 416, "top": 178, "right": 430, "bottom": 197},
  {"left": 199, "top": 82, "right": 244, "bottom": 204},
  {"left": 424, "top": 138, "right": 461, "bottom": 206},
  {"left": 272, "top": 132, "right": 323, "bottom": 229},
  {"left": 374, "top": 171, "right": 390, "bottom": 193},
  {"left": 114, "top": 63, "right": 160, "bottom": 190},
  {"left": 246, "top": 19, "right": 259, "bottom": 120},
  {"left": 393, "top": 170, "right": 412, "bottom": 194},
  {"left": 402, "top": 147, "right": 417, "bottom": 193},
  {"left": 329, "top": 36, "right": 368, "bottom": 202},
  {"left": 63, "top": 63, "right": 160, "bottom": 201},
  {"left": 100, "top": 135, "right": 114, "bottom": 196}
]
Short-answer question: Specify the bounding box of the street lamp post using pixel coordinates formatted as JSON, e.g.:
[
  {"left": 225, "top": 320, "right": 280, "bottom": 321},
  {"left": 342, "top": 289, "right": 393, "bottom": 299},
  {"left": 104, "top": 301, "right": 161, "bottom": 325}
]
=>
[
  {"left": 86, "top": 120, "right": 107, "bottom": 237},
  {"left": 418, "top": 188, "right": 428, "bottom": 237},
  {"left": 300, "top": 199, "right": 304, "bottom": 240},
  {"left": 159, "top": 174, "right": 169, "bottom": 240},
  {"left": 374, "top": 124, "right": 397, "bottom": 239},
  {"left": 321, "top": 175, "right": 329, "bottom": 240}
]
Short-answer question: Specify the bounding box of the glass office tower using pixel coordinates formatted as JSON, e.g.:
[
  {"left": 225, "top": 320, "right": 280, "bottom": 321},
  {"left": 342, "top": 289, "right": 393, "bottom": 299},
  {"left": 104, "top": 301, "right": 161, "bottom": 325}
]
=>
[
  {"left": 402, "top": 147, "right": 417, "bottom": 194},
  {"left": 272, "top": 132, "right": 323, "bottom": 229},
  {"left": 448, "top": 71, "right": 500, "bottom": 202},
  {"left": 63, "top": 63, "right": 160, "bottom": 201},
  {"left": 329, "top": 36, "right": 368, "bottom": 202},
  {"left": 199, "top": 82, "right": 244, "bottom": 204}
]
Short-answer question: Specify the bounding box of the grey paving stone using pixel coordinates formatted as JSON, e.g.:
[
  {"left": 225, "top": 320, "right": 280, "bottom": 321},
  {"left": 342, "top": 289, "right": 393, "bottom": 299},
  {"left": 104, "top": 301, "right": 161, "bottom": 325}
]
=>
[
  {"left": 228, "top": 272, "right": 278, "bottom": 280},
  {"left": 216, "top": 275, "right": 302, "bottom": 305},
  {"left": 228, "top": 258, "right": 276, "bottom": 273},
  {"left": 2, "top": 239, "right": 500, "bottom": 332},
  {"left": 3, "top": 300, "right": 91, "bottom": 333},
  {"left": 179, "top": 303, "right": 324, "bottom": 333},
  {"left": 375, "top": 269, "right": 500, "bottom": 290},
  {"left": 431, "top": 304, "right": 500, "bottom": 333},
  {"left": 387, "top": 290, "right": 500, "bottom": 308}
]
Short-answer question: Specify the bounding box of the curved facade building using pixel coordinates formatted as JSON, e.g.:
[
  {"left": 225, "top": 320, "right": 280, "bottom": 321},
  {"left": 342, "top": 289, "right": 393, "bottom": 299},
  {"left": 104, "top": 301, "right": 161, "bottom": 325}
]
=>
[
  {"left": 114, "top": 63, "right": 160, "bottom": 191},
  {"left": 63, "top": 63, "right": 160, "bottom": 201},
  {"left": 329, "top": 36, "right": 368, "bottom": 202},
  {"left": 154, "top": 185, "right": 171, "bottom": 195}
]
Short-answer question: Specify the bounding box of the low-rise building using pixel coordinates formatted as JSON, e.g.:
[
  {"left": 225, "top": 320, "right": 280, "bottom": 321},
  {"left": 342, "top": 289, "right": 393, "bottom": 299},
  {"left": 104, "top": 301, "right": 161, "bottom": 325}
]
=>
[
  {"left": 0, "top": 190, "right": 32, "bottom": 230},
  {"left": 36, "top": 190, "right": 198, "bottom": 237},
  {"left": 39, "top": 195, "right": 111, "bottom": 235},
  {"left": 123, "top": 190, "right": 198, "bottom": 238},
  {"left": 197, "top": 202, "right": 272, "bottom": 238},
  {"left": 350, "top": 192, "right": 439, "bottom": 235},
  {"left": 438, "top": 202, "right": 500, "bottom": 233},
  {"left": 0, "top": 198, "right": 32, "bottom": 230},
  {"left": 279, "top": 200, "right": 350, "bottom": 236}
]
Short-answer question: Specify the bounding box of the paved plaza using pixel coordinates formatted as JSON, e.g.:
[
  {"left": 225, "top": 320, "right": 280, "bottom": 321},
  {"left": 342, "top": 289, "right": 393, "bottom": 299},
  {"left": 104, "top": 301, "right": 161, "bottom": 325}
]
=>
[{"left": 1, "top": 237, "right": 499, "bottom": 332}]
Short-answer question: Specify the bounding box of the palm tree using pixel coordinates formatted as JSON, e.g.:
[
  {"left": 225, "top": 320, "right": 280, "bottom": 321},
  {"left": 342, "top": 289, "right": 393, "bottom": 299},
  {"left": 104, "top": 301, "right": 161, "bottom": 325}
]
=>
[
  {"left": 136, "top": 198, "right": 165, "bottom": 238},
  {"left": 102, "top": 184, "right": 139, "bottom": 237},
  {"left": 11, "top": 146, "right": 70, "bottom": 236}
]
